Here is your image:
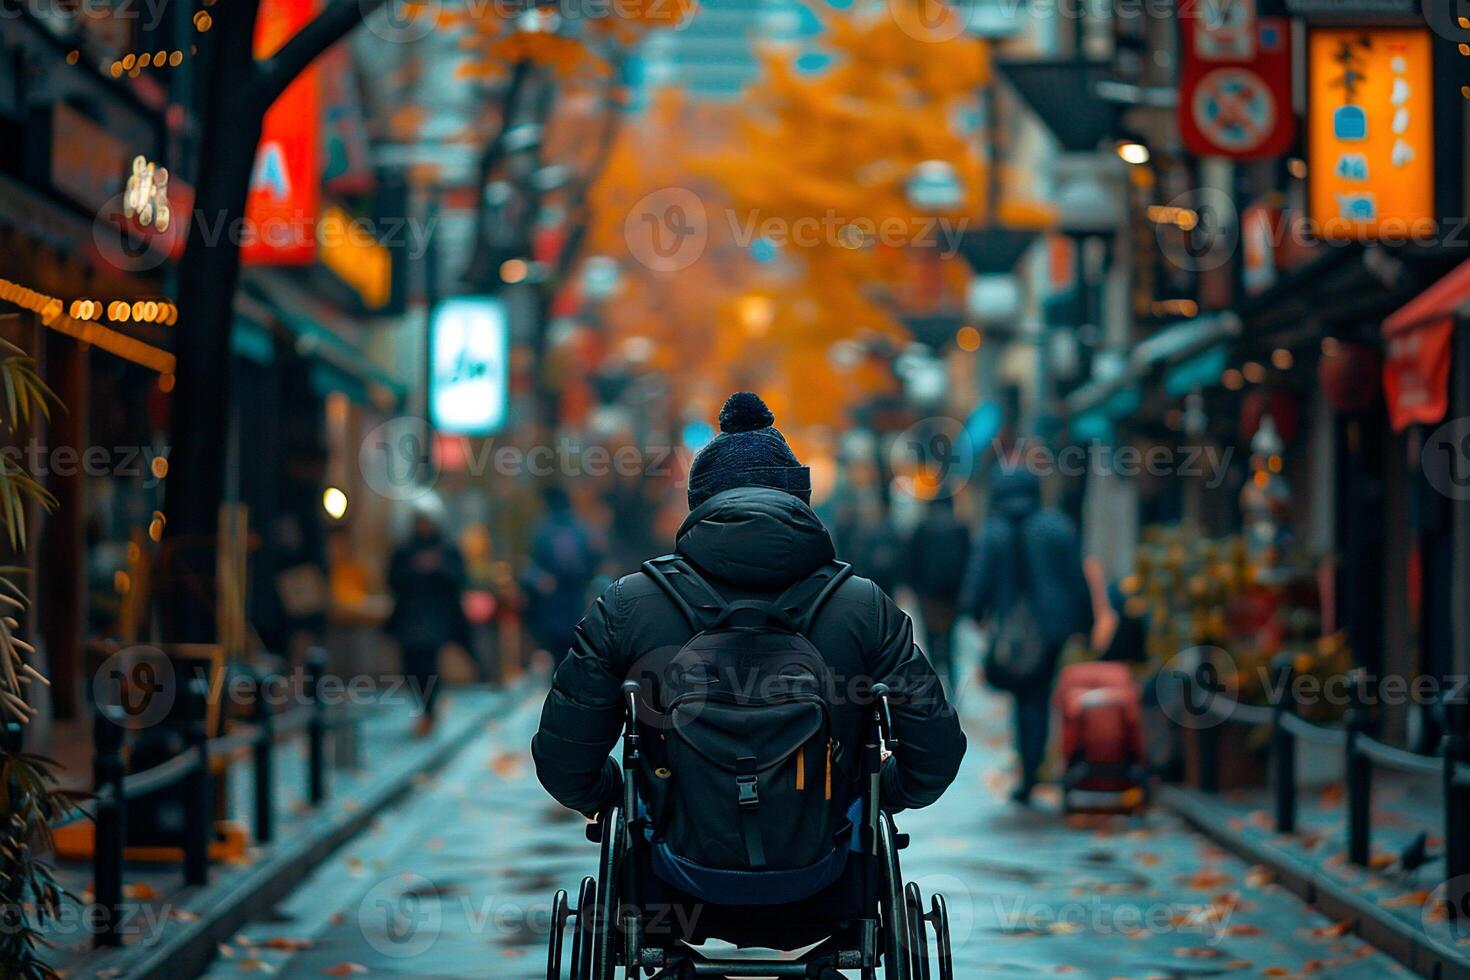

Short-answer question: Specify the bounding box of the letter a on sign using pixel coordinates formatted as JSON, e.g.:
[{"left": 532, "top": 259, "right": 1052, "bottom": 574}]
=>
[{"left": 251, "top": 143, "right": 293, "bottom": 202}]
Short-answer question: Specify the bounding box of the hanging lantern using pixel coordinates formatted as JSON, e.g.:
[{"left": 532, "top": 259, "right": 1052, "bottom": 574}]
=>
[
  {"left": 1239, "top": 388, "right": 1298, "bottom": 447},
  {"left": 1318, "top": 340, "right": 1380, "bottom": 414}
]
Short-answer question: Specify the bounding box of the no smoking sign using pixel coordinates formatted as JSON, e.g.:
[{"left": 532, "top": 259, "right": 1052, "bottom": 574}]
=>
[{"left": 1179, "top": 13, "right": 1295, "bottom": 160}]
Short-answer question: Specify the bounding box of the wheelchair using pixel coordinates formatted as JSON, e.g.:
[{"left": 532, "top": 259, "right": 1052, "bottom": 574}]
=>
[{"left": 545, "top": 682, "right": 954, "bottom": 979}]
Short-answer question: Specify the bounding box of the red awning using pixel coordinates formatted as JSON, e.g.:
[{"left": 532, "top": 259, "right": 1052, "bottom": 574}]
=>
[{"left": 1382, "top": 258, "right": 1470, "bottom": 432}]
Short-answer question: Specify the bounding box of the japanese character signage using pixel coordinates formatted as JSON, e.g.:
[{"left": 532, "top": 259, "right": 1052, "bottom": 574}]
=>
[
  {"left": 1179, "top": 0, "right": 1295, "bottom": 160},
  {"left": 1308, "top": 28, "right": 1434, "bottom": 241}
]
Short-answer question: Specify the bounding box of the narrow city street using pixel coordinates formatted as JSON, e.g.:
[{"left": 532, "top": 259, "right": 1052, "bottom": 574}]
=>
[
  {"left": 6, "top": 0, "right": 1470, "bottom": 976},
  {"left": 196, "top": 681, "right": 1411, "bottom": 979}
]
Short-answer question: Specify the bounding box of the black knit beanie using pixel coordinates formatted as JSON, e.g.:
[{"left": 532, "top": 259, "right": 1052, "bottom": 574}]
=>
[{"left": 686, "top": 392, "right": 811, "bottom": 509}]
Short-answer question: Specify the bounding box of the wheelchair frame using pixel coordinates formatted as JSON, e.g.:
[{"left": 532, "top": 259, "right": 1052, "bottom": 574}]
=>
[{"left": 546, "top": 683, "right": 954, "bottom": 980}]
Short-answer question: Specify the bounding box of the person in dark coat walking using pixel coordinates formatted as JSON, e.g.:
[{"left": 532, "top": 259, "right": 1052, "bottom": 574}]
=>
[
  {"left": 533, "top": 392, "right": 966, "bottom": 823},
  {"left": 387, "top": 497, "right": 470, "bottom": 735},
  {"left": 962, "top": 466, "right": 1092, "bottom": 803},
  {"left": 901, "top": 495, "right": 971, "bottom": 695},
  {"left": 522, "top": 485, "right": 599, "bottom": 668}
]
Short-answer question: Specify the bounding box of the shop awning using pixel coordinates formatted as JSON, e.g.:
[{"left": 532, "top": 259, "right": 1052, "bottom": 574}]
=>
[
  {"left": 994, "top": 60, "right": 1122, "bottom": 152},
  {"left": 243, "top": 272, "right": 408, "bottom": 411},
  {"left": 1065, "top": 312, "right": 1241, "bottom": 416},
  {"left": 1382, "top": 258, "right": 1470, "bottom": 432}
]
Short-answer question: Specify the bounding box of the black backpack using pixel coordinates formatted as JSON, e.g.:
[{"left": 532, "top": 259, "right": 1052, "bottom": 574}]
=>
[
  {"left": 636, "top": 556, "right": 855, "bottom": 876},
  {"left": 983, "top": 520, "right": 1050, "bottom": 693}
]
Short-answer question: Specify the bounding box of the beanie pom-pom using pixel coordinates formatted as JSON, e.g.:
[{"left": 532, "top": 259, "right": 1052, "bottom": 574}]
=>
[{"left": 718, "top": 392, "right": 775, "bottom": 433}]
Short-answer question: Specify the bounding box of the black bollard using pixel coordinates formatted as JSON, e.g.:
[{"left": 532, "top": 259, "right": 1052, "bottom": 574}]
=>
[
  {"left": 182, "top": 676, "right": 212, "bottom": 886},
  {"left": 92, "top": 705, "right": 127, "bottom": 947},
  {"left": 1271, "top": 654, "right": 1297, "bottom": 834},
  {"left": 1344, "top": 669, "right": 1372, "bottom": 868},
  {"left": 252, "top": 670, "right": 275, "bottom": 845},
  {"left": 1188, "top": 661, "right": 1221, "bottom": 794},
  {"left": 306, "top": 648, "right": 328, "bottom": 806},
  {"left": 1443, "top": 685, "right": 1469, "bottom": 924}
]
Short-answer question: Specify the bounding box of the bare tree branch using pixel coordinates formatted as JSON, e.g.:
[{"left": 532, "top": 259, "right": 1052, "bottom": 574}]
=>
[
  {"left": 256, "top": 0, "right": 392, "bottom": 107},
  {"left": 462, "top": 60, "right": 536, "bottom": 285},
  {"left": 543, "top": 57, "right": 626, "bottom": 295}
]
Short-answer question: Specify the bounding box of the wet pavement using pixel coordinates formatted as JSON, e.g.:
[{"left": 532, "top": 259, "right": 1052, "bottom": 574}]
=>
[{"left": 194, "top": 681, "right": 1414, "bottom": 979}]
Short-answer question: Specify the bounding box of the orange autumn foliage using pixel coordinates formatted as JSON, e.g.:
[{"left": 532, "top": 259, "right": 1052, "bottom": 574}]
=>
[
  {"left": 454, "top": 1, "right": 694, "bottom": 82},
  {"left": 579, "top": 9, "right": 1012, "bottom": 430}
]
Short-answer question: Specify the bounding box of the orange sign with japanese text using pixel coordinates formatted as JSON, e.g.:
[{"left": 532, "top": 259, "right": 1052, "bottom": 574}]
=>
[
  {"left": 242, "top": 0, "right": 321, "bottom": 264},
  {"left": 1308, "top": 28, "right": 1434, "bottom": 242}
]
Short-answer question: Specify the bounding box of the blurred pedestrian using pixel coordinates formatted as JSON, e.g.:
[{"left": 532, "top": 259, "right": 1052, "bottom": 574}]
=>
[
  {"left": 522, "top": 485, "right": 599, "bottom": 669},
  {"left": 903, "top": 495, "right": 971, "bottom": 694},
  {"left": 847, "top": 495, "right": 903, "bottom": 596},
  {"left": 962, "top": 466, "right": 1093, "bottom": 804},
  {"left": 386, "top": 495, "right": 470, "bottom": 736}
]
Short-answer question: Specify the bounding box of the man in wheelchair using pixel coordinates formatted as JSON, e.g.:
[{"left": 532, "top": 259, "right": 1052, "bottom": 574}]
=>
[{"left": 534, "top": 393, "right": 967, "bottom": 979}]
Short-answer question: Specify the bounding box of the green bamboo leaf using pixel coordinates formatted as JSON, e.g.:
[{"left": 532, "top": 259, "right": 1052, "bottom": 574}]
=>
[{"left": 1, "top": 362, "right": 18, "bottom": 431}]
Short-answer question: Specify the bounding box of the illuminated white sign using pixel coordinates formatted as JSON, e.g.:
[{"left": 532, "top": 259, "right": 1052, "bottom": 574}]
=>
[{"left": 429, "top": 296, "right": 509, "bottom": 435}]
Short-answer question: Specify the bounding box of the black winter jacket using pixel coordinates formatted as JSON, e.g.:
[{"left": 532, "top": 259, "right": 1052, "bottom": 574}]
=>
[{"left": 532, "top": 488, "right": 967, "bottom": 818}]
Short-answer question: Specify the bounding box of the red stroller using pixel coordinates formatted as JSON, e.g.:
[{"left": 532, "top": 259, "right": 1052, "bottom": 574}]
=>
[{"left": 1053, "top": 661, "right": 1150, "bottom": 814}]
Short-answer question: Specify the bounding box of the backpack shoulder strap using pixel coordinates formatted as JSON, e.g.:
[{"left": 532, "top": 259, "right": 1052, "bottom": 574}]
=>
[
  {"left": 640, "top": 555, "right": 727, "bottom": 632},
  {"left": 775, "top": 561, "right": 855, "bottom": 635}
]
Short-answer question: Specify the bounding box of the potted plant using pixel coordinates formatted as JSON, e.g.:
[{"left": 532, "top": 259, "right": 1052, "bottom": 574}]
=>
[{"left": 0, "top": 337, "right": 88, "bottom": 978}]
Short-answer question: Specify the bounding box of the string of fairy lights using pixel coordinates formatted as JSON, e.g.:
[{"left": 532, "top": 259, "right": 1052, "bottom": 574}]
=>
[
  {"left": 68, "top": 298, "right": 180, "bottom": 327},
  {"left": 65, "top": 0, "right": 215, "bottom": 79}
]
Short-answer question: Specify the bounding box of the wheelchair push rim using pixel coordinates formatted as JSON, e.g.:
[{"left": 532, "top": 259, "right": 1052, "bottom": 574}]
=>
[{"left": 546, "top": 807, "right": 625, "bottom": 980}]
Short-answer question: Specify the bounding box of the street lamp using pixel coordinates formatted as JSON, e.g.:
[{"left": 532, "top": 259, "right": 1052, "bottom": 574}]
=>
[{"left": 1115, "top": 139, "right": 1150, "bottom": 166}]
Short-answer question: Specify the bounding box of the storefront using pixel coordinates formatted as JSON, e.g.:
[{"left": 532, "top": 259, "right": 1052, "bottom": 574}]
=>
[{"left": 1380, "top": 258, "right": 1470, "bottom": 745}]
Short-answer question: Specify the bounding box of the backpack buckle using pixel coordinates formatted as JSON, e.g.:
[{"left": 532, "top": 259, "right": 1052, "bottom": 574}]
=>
[{"left": 736, "top": 774, "right": 759, "bottom": 808}]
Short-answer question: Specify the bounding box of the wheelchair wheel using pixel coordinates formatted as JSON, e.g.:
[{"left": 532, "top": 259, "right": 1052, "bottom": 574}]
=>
[
  {"left": 593, "top": 806, "right": 624, "bottom": 980},
  {"left": 569, "top": 876, "right": 597, "bottom": 980},
  {"left": 547, "top": 889, "right": 571, "bottom": 980},
  {"left": 904, "top": 883, "right": 931, "bottom": 980},
  {"left": 902, "top": 885, "right": 954, "bottom": 980},
  {"left": 930, "top": 893, "right": 954, "bottom": 980},
  {"left": 877, "top": 813, "right": 912, "bottom": 980}
]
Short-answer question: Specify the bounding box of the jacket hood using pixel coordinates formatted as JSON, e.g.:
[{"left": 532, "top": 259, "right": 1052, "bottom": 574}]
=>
[
  {"left": 676, "top": 487, "right": 836, "bottom": 590},
  {"left": 988, "top": 465, "right": 1042, "bottom": 520}
]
